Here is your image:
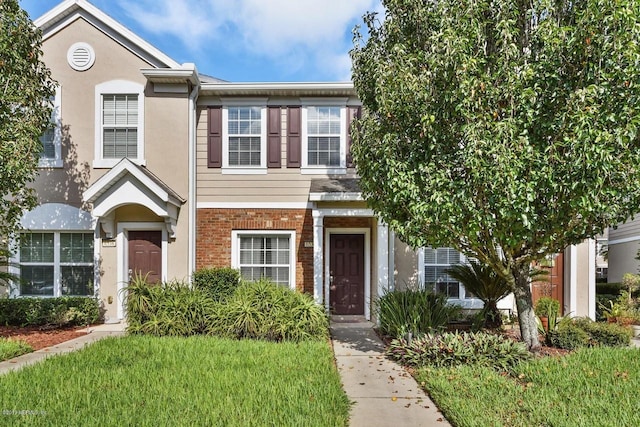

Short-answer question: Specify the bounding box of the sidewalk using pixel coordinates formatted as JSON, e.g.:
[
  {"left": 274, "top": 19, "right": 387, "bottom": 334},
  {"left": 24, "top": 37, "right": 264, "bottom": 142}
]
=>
[
  {"left": 331, "top": 319, "right": 451, "bottom": 427},
  {"left": 0, "top": 322, "right": 126, "bottom": 376}
]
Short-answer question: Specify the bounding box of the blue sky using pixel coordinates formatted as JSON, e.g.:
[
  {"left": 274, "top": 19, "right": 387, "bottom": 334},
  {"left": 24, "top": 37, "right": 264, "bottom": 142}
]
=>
[{"left": 21, "top": 0, "right": 383, "bottom": 82}]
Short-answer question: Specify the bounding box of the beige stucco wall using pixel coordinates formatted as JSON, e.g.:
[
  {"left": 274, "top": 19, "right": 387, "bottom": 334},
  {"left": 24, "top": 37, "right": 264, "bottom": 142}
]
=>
[
  {"left": 33, "top": 17, "right": 192, "bottom": 320},
  {"left": 393, "top": 238, "right": 420, "bottom": 289}
]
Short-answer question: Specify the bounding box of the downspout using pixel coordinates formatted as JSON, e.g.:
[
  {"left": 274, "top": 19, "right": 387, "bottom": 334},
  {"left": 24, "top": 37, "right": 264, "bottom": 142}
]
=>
[{"left": 187, "top": 83, "right": 199, "bottom": 283}]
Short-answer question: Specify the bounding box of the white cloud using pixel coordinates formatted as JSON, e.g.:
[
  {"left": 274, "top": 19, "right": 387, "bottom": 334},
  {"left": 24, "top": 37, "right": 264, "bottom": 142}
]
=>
[{"left": 117, "top": 0, "right": 380, "bottom": 80}]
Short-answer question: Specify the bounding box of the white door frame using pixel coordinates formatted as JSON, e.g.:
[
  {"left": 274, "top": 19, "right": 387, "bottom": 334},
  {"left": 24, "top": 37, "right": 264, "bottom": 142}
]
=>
[
  {"left": 116, "top": 222, "right": 168, "bottom": 319},
  {"left": 325, "top": 228, "right": 371, "bottom": 319}
]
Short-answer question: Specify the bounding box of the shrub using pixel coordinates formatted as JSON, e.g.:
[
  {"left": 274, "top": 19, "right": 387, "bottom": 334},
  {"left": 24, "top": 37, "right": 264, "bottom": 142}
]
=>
[
  {"left": 596, "top": 282, "right": 624, "bottom": 296},
  {"left": 0, "top": 297, "right": 100, "bottom": 327},
  {"left": 446, "top": 261, "right": 511, "bottom": 328},
  {"left": 572, "top": 317, "right": 631, "bottom": 347},
  {"left": 534, "top": 297, "right": 560, "bottom": 318},
  {"left": 210, "top": 279, "right": 328, "bottom": 342},
  {"left": 192, "top": 267, "right": 240, "bottom": 301},
  {"left": 387, "top": 331, "right": 530, "bottom": 371},
  {"left": 125, "top": 279, "right": 216, "bottom": 336},
  {"left": 375, "top": 288, "right": 461, "bottom": 337},
  {"left": 546, "top": 321, "right": 590, "bottom": 350}
]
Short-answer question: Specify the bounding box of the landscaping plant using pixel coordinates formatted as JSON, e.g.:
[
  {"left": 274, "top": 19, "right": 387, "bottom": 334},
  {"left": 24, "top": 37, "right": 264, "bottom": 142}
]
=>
[
  {"left": 375, "top": 287, "right": 461, "bottom": 337},
  {"left": 192, "top": 266, "right": 241, "bottom": 301},
  {"left": 0, "top": 296, "right": 100, "bottom": 327},
  {"left": 211, "top": 279, "right": 329, "bottom": 342},
  {"left": 446, "top": 261, "right": 511, "bottom": 328},
  {"left": 387, "top": 331, "right": 530, "bottom": 371}
]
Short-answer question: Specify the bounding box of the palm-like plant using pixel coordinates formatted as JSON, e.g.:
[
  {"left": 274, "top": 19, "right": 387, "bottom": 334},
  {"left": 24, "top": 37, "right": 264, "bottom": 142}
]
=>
[{"left": 446, "top": 261, "right": 512, "bottom": 328}]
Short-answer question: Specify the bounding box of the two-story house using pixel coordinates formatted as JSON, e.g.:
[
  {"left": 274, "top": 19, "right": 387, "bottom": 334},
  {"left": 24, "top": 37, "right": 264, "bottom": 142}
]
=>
[{"left": 9, "top": 0, "right": 597, "bottom": 323}]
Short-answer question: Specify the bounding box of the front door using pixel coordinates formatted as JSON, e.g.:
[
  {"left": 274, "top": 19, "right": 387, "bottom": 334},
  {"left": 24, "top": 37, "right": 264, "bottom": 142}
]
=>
[
  {"left": 330, "top": 234, "right": 365, "bottom": 315},
  {"left": 128, "top": 230, "right": 162, "bottom": 284},
  {"left": 532, "top": 253, "right": 564, "bottom": 315}
]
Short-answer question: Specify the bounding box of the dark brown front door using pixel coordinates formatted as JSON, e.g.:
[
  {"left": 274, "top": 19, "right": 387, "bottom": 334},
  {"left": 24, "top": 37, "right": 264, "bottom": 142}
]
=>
[
  {"left": 330, "top": 234, "right": 365, "bottom": 315},
  {"left": 128, "top": 230, "right": 162, "bottom": 284},
  {"left": 532, "top": 253, "right": 564, "bottom": 315}
]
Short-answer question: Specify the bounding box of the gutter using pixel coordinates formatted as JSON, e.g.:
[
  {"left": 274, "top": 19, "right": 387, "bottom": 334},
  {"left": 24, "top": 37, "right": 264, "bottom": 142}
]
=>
[{"left": 187, "top": 82, "right": 199, "bottom": 283}]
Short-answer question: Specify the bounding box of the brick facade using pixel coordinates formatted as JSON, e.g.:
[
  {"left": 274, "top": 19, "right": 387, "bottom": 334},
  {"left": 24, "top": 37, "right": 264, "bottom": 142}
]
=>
[{"left": 196, "top": 208, "right": 314, "bottom": 293}]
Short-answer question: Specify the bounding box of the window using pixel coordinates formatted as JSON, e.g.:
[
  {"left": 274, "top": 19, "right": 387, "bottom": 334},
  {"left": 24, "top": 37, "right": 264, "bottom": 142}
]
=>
[
  {"left": 39, "top": 86, "right": 62, "bottom": 168},
  {"left": 422, "top": 247, "right": 473, "bottom": 299},
  {"left": 301, "top": 101, "right": 347, "bottom": 174},
  {"left": 307, "top": 106, "right": 341, "bottom": 166},
  {"left": 94, "top": 80, "right": 144, "bottom": 168},
  {"left": 102, "top": 94, "right": 138, "bottom": 158},
  {"left": 231, "top": 231, "right": 295, "bottom": 288},
  {"left": 221, "top": 104, "right": 267, "bottom": 172},
  {"left": 19, "top": 232, "right": 94, "bottom": 296},
  {"left": 228, "top": 106, "right": 261, "bottom": 166}
]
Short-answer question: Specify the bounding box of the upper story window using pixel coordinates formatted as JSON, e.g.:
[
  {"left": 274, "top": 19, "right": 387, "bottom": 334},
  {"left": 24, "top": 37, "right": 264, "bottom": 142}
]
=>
[
  {"left": 39, "top": 86, "right": 62, "bottom": 168},
  {"left": 220, "top": 103, "right": 267, "bottom": 174},
  {"left": 227, "top": 106, "right": 262, "bottom": 167},
  {"left": 420, "top": 247, "right": 475, "bottom": 300},
  {"left": 300, "top": 99, "right": 349, "bottom": 175},
  {"left": 307, "top": 106, "right": 341, "bottom": 167},
  {"left": 94, "top": 80, "right": 145, "bottom": 168}
]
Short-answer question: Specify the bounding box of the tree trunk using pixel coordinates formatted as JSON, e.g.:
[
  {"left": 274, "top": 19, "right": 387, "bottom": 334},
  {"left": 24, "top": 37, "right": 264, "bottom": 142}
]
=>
[{"left": 512, "top": 265, "right": 541, "bottom": 352}]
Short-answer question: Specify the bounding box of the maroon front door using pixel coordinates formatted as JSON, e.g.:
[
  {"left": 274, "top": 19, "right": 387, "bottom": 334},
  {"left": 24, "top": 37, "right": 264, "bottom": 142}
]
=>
[
  {"left": 128, "top": 230, "right": 162, "bottom": 284},
  {"left": 330, "top": 234, "right": 365, "bottom": 315}
]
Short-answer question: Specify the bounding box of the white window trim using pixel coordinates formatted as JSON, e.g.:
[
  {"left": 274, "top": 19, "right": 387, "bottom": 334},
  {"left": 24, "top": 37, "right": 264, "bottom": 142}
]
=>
[
  {"left": 222, "top": 101, "right": 267, "bottom": 174},
  {"left": 116, "top": 222, "right": 168, "bottom": 319},
  {"left": 93, "top": 80, "right": 145, "bottom": 168},
  {"left": 39, "top": 86, "right": 63, "bottom": 168},
  {"left": 418, "top": 247, "right": 483, "bottom": 305},
  {"left": 231, "top": 230, "right": 296, "bottom": 289},
  {"left": 15, "top": 231, "right": 95, "bottom": 298},
  {"left": 301, "top": 99, "right": 347, "bottom": 175}
]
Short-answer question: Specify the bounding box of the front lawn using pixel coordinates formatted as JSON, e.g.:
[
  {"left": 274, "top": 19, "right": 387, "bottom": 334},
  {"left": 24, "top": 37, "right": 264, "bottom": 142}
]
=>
[
  {"left": 417, "top": 347, "right": 640, "bottom": 427},
  {"left": 0, "top": 338, "right": 32, "bottom": 361},
  {"left": 0, "top": 335, "right": 350, "bottom": 426}
]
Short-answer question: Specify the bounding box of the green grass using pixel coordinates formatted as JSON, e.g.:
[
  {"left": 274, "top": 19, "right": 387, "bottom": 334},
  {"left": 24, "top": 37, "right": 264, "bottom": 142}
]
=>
[
  {"left": 0, "top": 336, "right": 349, "bottom": 426},
  {"left": 416, "top": 347, "right": 640, "bottom": 427},
  {"left": 0, "top": 338, "right": 32, "bottom": 361}
]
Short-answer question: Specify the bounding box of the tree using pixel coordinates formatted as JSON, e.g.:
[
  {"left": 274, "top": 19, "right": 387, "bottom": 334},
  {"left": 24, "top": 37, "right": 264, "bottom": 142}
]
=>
[
  {"left": 351, "top": 0, "right": 640, "bottom": 350},
  {"left": 0, "top": 0, "right": 55, "bottom": 241}
]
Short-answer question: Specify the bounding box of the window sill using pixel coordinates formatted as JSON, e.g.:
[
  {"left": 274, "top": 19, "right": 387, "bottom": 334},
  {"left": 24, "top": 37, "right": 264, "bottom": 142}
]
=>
[
  {"left": 93, "top": 158, "right": 146, "bottom": 169},
  {"left": 38, "top": 159, "right": 63, "bottom": 168},
  {"left": 221, "top": 167, "right": 267, "bottom": 175},
  {"left": 300, "top": 167, "right": 347, "bottom": 175}
]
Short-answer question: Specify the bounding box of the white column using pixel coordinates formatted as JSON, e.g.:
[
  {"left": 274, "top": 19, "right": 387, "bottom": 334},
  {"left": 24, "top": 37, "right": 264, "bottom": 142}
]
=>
[
  {"left": 588, "top": 238, "right": 596, "bottom": 320},
  {"left": 312, "top": 210, "right": 324, "bottom": 306},
  {"left": 388, "top": 229, "right": 395, "bottom": 291},
  {"left": 376, "top": 221, "right": 390, "bottom": 299},
  {"left": 567, "top": 245, "right": 578, "bottom": 317}
]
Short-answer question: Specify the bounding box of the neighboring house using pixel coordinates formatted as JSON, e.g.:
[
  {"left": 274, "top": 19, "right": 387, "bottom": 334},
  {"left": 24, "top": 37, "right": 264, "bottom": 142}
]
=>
[
  {"left": 608, "top": 219, "right": 640, "bottom": 283},
  {"left": 9, "top": 0, "right": 597, "bottom": 322}
]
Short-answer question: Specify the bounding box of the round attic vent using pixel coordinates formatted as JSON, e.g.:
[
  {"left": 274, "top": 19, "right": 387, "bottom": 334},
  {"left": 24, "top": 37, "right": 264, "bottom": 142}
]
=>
[{"left": 67, "top": 42, "right": 95, "bottom": 71}]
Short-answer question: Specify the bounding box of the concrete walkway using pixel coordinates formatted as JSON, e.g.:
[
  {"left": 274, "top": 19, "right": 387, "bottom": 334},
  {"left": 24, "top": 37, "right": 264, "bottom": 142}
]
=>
[
  {"left": 331, "top": 319, "right": 451, "bottom": 427},
  {"left": 0, "top": 322, "right": 126, "bottom": 376}
]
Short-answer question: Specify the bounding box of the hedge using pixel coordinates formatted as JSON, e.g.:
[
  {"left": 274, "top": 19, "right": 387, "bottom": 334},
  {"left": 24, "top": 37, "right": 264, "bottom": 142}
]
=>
[{"left": 0, "top": 297, "right": 101, "bottom": 327}]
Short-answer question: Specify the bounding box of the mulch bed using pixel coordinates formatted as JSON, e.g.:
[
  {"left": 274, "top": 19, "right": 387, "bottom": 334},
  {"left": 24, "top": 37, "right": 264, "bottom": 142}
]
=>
[{"left": 0, "top": 325, "right": 89, "bottom": 351}]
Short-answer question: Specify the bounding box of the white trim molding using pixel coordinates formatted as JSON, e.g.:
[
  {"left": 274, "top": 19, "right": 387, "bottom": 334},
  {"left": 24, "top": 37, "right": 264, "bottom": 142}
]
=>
[
  {"left": 312, "top": 207, "right": 377, "bottom": 320},
  {"left": 231, "top": 230, "right": 297, "bottom": 290},
  {"left": 93, "top": 80, "right": 145, "bottom": 169},
  {"left": 325, "top": 228, "right": 371, "bottom": 320},
  {"left": 116, "top": 222, "right": 168, "bottom": 319},
  {"left": 197, "top": 202, "right": 313, "bottom": 209}
]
